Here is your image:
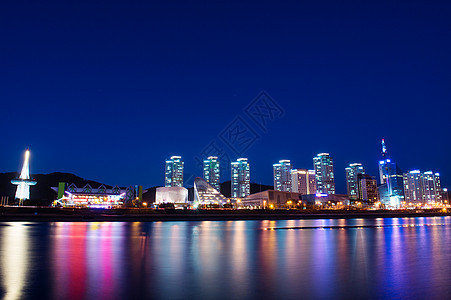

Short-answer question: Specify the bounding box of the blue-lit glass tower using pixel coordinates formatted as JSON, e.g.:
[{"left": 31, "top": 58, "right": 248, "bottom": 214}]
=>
[{"left": 378, "top": 139, "right": 404, "bottom": 207}]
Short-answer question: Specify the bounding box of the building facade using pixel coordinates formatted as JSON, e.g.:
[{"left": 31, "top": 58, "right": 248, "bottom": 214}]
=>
[
  {"left": 358, "top": 174, "right": 379, "bottom": 204},
  {"left": 313, "top": 153, "right": 335, "bottom": 194},
  {"left": 52, "top": 183, "right": 136, "bottom": 208},
  {"left": 165, "top": 156, "right": 184, "bottom": 187},
  {"left": 377, "top": 139, "right": 404, "bottom": 207},
  {"left": 231, "top": 158, "right": 250, "bottom": 198},
  {"left": 242, "top": 190, "right": 302, "bottom": 209},
  {"left": 378, "top": 140, "right": 404, "bottom": 195},
  {"left": 404, "top": 170, "right": 442, "bottom": 204},
  {"left": 155, "top": 186, "right": 188, "bottom": 204},
  {"left": 345, "top": 163, "right": 365, "bottom": 200},
  {"left": 194, "top": 177, "right": 228, "bottom": 206},
  {"left": 291, "top": 169, "right": 316, "bottom": 195},
  {"left": 273, "top": 160, "right": 292, "bottom": 192},
  {"left": 403, "top": 170, "right": 424, "bottom": 204},
  {"left": 203, "top": 156, "right": 220, "bottom": 191}
]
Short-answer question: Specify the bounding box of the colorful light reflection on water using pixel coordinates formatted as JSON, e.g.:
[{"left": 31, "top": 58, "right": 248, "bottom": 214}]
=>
[{"left": 0, "top": 217, "right": 451, "bottom": 299}]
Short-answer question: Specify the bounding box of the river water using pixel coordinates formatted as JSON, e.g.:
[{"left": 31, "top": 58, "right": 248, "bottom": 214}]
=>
[{"left": 1, "top": 217, "right": 450, "bottom": 299}]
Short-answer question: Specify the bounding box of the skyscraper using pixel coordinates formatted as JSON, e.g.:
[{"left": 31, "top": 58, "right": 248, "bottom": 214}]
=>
[
  {"left": 403, "top": 170, "right": 424, "bottom": 204},
  {"left": 433, "top": 173, "right": 442, "bottom": 203},
  {"left": 313, "top": 153, "right": 335, "bottom": 194},
  {"left": 423, "top": 171, "right": 442, "bottom": 203},
  {"left": 231, "top": 158, "right": 250, "bottom": 198},
  {"left": 377, "top": 139, "right": 404, "bottom": 207},
  {"left": 345, "top": 163, "right": 365, "bottom": 200},
  {"left": 273, "top": 160, "right": 292, "bottom": 192},
  {"left": 165, "top": 156, "right": 184, "bottom": 187},
  {"left": 291, "top": 169, "right": 316, "bottom": 195},
  {"left": 11, "top": 149, "right": 37, "bottom": 205},
  {"left": 203, "top": 156, "right": 220, "bottom": 191},
  {"left": 404, "top": 170, "right": 442, "bottom": 204}
]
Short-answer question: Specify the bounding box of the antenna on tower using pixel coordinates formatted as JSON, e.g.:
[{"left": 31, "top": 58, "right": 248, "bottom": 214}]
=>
[{"left": 381, "top": 139, "right": 387, "bottom": 157}]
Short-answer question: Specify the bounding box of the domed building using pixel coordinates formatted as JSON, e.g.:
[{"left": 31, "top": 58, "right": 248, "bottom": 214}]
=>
[{"left": 155, "top": 186, "right": 188, "bottom": 204}]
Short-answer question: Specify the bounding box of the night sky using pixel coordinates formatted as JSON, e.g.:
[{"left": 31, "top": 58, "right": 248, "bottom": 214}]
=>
[{"left": 1, "top": 0, "right": 450, "bottom": 193}]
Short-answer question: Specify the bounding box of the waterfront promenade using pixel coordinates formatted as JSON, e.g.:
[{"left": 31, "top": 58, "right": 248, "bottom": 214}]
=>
[{"left": 1, "top": 207, "right": 450, "bottom": 222}]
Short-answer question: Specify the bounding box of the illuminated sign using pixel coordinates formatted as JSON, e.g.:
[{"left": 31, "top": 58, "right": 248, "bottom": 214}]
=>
[{"left": 65, "top": 193, "right": 124, "bottom": 207}]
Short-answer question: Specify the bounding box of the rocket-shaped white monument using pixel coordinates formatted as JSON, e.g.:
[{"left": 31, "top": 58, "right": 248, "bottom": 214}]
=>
[{"left": 11, "top": 149, "right": 37, "bottom": 205}]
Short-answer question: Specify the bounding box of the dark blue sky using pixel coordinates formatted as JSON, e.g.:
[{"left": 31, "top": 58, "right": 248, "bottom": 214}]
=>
[{"left": 1, "top": 0, "right": 450, "bottom": 193}]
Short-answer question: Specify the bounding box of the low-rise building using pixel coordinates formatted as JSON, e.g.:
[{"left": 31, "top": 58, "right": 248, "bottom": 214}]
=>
[
  {"left": 155, "top": 186, "right": 188, "bottom": 204},
  {"left": 242, "top": 190, "right": 302, "bottom": 208},
  {"left": 193, "top": 177, "right": 228, "bottom": 206},
  {"left": 52, "top": 183, "right": 137, "bottom": 208}
]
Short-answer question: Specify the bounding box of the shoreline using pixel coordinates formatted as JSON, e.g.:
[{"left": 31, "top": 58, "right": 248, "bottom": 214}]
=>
[{"left": 1, "top": 207, "right": 450, "bottom": 222}]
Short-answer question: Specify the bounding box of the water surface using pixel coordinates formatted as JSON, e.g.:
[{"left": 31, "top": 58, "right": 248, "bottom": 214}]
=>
[{"left": 1, "top": 217, "right": 450, "bottom": 299}]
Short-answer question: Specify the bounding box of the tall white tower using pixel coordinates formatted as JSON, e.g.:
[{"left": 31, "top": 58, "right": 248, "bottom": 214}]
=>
[{"left": 11, "top": 149, "right": 37, "bottom": 205}]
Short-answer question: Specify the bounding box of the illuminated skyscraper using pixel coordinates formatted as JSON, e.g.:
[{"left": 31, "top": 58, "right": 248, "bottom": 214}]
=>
[
  {"left": 377, "top": 139, "right": 404, "bottom": 207},
  {"left": 11, "top": 149, "right": 37, "bottom": 205},
  {"left": 434, "top": 173, "right": 442, "bottom": 202},
  {"left": 165, "top": 156, "right": 184, "bottom": 187},
  {"left": 273, "top": 160, "right": 292, "bottom": 192},
  {"left": 423, "top": 171, "right": 442, "bottom": 203},
  {"left": 203, "top": 156, "right": 220, "bottom": 191},
  {"left": 291, "top": 169, "right": 316, "bottom": 195},
  {"left": 403, "top": 170, "right": 424, "bottom": 204},
  {"left": 231, "top": 158, "right": 250, "bottom": 198},
  {"left": 345, "top": 163, "right": 365, "bottom": 200},
  {"left": 404, "top": 170, "right": 442, "bottom": 204},
  {"left": 313, "top": 153, "right": 335, "bottom": 194}
]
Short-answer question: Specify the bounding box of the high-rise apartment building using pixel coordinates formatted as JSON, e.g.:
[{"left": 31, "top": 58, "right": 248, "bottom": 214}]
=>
[
  {"left": 403, "top": 170, "right": 424, "bottom": 204},
  {"left": 231, "top": 158, "right": 250, "bottom": 198},
  {"left": 433, "top": 173, "right": 442, "bottom": 202},
  {"left": 313, "top": 153, "right": 335, "bottom": 194},
  {"left": 273, "top": 160, "right": 292, "bottom": 192},
  {"left": 358, "top": 174, "right": 379, "bottom": 203},
  {"left": 165, "top": 156, "right": 184, "bottom": 187},
  {"left": 203, "top": 156, "right": 220, "bottom": 191},
  {"left": 291, "top": 169, "right": 316, "bottom": 195},
  {"left": 345, "top": 163, "right": 365, "bottom": 200},
  {"left": 404, "top": 170, "right": 442, "bottom": 204}
]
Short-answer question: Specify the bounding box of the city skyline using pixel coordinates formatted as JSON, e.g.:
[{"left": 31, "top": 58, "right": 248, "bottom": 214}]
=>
[
  {"left": 3, "top": 140, "right": 449, "bottom": 196},
  {"left": 1, "top": 1, "right": 450, "bottom": 193},
  {"left": 160, "top": 139, "right": 448, "bottom": 204}
]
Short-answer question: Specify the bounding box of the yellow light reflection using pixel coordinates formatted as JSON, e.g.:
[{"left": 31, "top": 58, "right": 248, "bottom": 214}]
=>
[{"left": 1, "top": 223, "right": 29, "bottom": 300}]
